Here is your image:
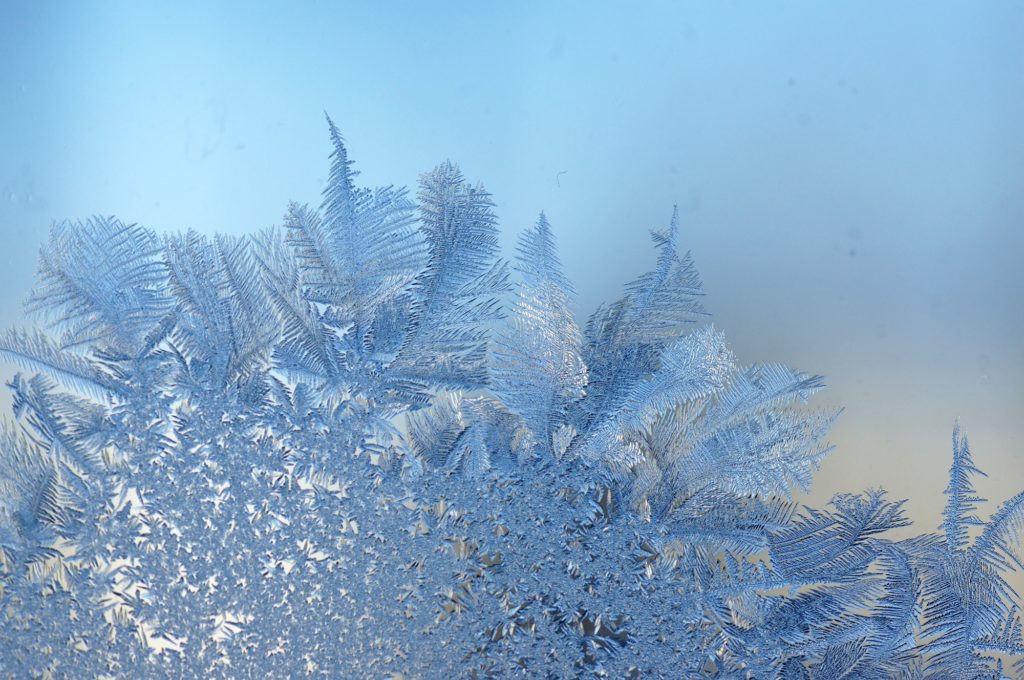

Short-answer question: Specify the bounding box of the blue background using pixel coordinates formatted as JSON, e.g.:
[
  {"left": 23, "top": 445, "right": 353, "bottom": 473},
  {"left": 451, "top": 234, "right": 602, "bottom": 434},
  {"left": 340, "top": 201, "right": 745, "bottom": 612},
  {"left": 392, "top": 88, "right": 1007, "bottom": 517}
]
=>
[{"left": 2, "top": 1, "right": 1022, "bottom": 534}]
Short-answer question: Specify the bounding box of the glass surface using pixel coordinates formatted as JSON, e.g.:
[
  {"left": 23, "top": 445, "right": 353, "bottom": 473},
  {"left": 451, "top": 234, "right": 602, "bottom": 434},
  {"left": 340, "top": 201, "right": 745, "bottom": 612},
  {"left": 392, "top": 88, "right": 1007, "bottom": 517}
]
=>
[{"left": 1, "top": 2, "right": 1022, "bottom": 676}]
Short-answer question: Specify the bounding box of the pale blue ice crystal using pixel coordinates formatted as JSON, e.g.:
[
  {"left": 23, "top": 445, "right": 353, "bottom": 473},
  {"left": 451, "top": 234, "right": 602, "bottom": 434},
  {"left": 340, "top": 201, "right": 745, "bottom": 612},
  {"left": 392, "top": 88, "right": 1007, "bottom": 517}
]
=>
[{"left": 1, "top": 119, "right": 1022, "bottom": 678}]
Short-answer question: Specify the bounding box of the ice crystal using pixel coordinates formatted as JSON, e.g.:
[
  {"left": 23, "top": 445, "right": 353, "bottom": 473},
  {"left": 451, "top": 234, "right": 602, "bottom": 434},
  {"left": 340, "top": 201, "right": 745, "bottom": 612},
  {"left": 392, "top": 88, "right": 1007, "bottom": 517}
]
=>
[{"left": 0, "top": 119, "right": 1021, "bottom": 678}]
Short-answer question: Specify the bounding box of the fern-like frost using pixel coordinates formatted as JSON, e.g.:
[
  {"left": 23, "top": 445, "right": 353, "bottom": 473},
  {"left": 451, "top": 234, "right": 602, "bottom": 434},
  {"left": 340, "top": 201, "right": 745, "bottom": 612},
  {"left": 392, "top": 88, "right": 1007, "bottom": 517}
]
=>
[{"left": 0, "top": 123, "right": 1020, "bottom": 679}]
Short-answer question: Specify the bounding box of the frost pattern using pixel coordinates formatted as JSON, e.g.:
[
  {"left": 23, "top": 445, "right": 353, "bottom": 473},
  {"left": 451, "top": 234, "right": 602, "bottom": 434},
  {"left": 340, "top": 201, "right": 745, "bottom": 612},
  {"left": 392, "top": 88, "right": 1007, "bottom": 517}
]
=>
[{"left": 0, "top": 120, "right": 1022, "bottom": 679}]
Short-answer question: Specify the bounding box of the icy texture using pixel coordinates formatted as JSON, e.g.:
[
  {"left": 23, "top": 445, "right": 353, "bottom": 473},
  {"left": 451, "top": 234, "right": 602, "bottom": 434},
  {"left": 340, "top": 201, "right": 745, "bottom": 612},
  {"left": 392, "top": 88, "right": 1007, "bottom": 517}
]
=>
[{"left": 0, "top": 120, "right": 1022, "bottom": 678}]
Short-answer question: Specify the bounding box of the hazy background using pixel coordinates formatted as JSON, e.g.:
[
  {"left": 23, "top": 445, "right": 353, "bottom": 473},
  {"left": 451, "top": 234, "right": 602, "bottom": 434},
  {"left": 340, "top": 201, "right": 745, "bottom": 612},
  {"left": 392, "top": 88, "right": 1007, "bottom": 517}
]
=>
[{"left": 2, "top": 2, "right": 1022, "bottom": 534}]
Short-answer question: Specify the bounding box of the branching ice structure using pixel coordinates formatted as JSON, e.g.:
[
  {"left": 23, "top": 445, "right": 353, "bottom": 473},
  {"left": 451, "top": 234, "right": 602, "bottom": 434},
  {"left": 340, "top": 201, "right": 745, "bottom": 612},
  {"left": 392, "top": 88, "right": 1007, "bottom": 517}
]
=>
[{"left": 0, "top": 118, "right": 1022, "bottom": 678}]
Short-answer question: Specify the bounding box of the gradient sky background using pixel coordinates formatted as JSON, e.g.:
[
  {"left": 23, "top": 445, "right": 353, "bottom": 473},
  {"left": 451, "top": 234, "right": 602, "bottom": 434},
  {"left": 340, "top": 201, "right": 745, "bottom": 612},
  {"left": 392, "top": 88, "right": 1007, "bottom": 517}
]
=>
[{"left": 2, "top": 2, "right": 1022, "bottom": 537}]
